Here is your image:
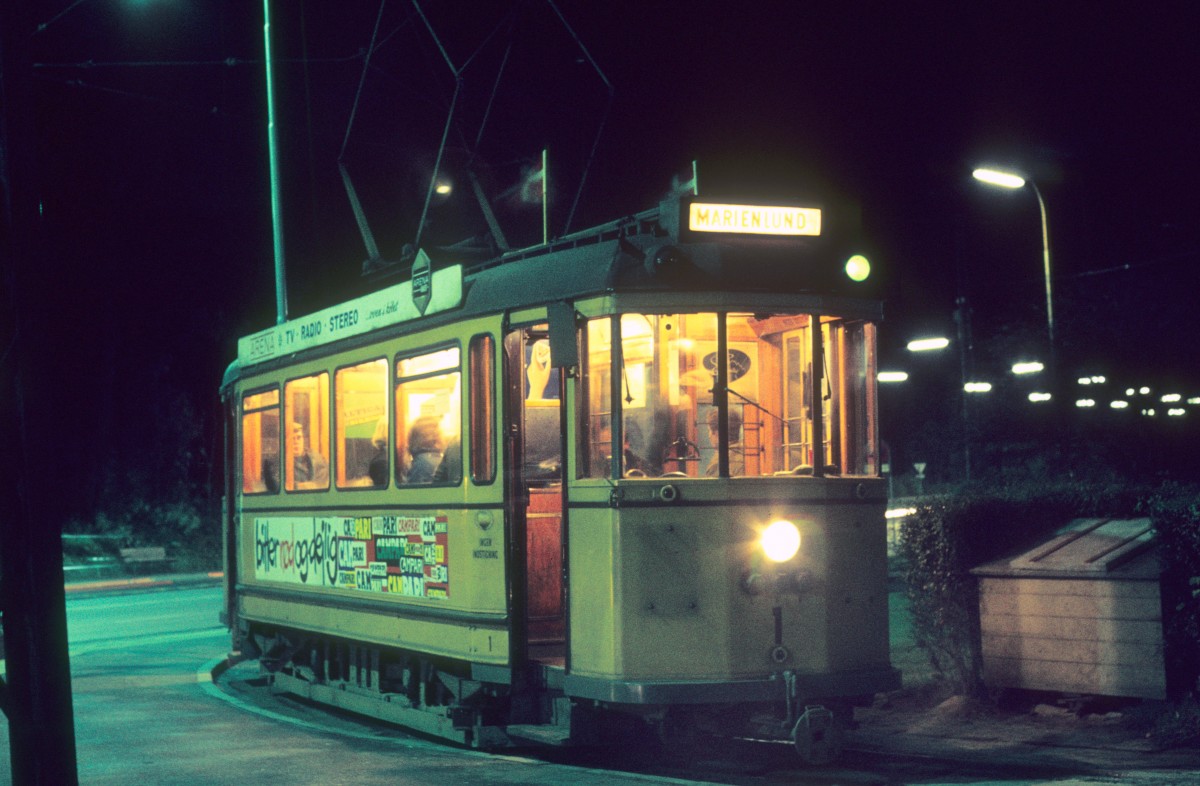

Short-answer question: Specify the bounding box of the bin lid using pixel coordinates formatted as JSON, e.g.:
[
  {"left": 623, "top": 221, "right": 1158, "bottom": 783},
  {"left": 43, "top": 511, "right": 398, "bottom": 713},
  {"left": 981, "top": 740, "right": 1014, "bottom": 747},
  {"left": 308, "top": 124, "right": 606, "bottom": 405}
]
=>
[{"left": 971, "top": 517, "right": 1158, "bottom": 580}]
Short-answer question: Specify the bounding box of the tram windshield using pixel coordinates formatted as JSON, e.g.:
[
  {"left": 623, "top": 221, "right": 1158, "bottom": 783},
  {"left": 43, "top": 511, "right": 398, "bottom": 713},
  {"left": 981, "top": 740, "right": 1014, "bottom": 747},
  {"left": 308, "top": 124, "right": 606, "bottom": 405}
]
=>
[{"left": 579, "top": 312, "right": 877, "bottom": 479}]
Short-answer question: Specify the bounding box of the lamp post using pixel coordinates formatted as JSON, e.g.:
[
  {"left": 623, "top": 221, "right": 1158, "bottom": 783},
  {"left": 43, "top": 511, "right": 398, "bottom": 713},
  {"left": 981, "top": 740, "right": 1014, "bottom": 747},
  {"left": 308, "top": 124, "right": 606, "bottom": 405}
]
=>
[{"left": 972, "top": 167, "right": 1054, "bottom": 357}]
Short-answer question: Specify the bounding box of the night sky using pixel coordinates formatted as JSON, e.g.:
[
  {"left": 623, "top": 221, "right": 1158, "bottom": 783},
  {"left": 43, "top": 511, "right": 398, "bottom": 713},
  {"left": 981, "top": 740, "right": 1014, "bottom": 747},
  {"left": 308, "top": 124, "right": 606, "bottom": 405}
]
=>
[{"left": 13, "top": 1, "right": 1200, "bottom": 508}]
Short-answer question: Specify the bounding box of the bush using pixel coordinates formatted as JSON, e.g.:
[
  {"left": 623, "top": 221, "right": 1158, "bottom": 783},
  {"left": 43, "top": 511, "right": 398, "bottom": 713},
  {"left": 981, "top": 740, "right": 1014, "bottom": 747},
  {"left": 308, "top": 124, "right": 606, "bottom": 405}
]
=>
[
  {"left": 71, "top": 495, "right": 222, "bottom": 572},
  {"left": 1141, "top": 483, "right": 1200, "bottom": 700},
  {"left": 897, "top": 481, "right": 1150, "bottom": 697}
]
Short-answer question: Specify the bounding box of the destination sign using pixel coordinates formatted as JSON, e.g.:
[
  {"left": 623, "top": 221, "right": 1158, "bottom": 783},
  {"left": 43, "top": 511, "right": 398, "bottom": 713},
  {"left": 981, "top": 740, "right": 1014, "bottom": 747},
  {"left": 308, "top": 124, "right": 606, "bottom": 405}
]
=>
[
  {"left": 688, "top": 202, "right": 822, "bottom": 237},
  {"left": 237, "top": 264, "right": 463, "bottom": 366}
]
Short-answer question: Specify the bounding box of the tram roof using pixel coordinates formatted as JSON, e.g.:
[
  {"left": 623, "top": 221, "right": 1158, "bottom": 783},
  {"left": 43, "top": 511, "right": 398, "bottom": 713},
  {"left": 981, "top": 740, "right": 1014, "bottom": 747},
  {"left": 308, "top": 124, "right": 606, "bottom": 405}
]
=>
[{"left": 223, "top": 196, "right": 878, "bottom": 392}]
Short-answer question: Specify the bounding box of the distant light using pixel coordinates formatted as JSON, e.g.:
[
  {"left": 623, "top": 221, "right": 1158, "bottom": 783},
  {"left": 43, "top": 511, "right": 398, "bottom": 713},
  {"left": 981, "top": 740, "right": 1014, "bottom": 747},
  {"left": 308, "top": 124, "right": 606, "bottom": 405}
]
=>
[
  {"left": 973, "top": 168, "right": 1026, "bottom": 189},
  {"left": 1140, "top": 386, "right": 1151, "bottom": 395},
  {"left": 1111, "top": 400, "right": 1129, "bottom": 409},
  {"left": 1076, "top": 399, "right": 1095, "bottom": 408},
  {"left": 1078, "top": 377, "right": 1092, "bottom": 385},
  {"left": 435, "top": 182, "right": 452, "bottom": 195},
  {"left": 1126, "top": 388, "right": 1135, "bottom": 396},
  {"left": 845, "top": 254, "right": 871, "bottom": 282},
  {"left": 1028, "top": 392, "right": 1052, "bottom": 402},
  {"left": 885, "top": 507, "right": 917, "bottom": 519},
  {"left": 1012, "top": 361, "right": 1044, "bottom": 375},
  {"left": 878, "top": 371, "right": 909, "bottom": 383},
  {"left": 907, "top": 337, "right": 950, "bottom": 352},
  {"left": 1092, "top": 376, "right": 1107, "bottom": 384},
  {"left": 1161, "top": 393, "right": 1180, "bottom": 403},
  {"left": 1142, "top": 408, "right": 1156, "bottom": 417},
  {"left": 1189, "top": 397, "right": 1200, "bottom": 405},
  {"left": 964, "top": 381, "right": 993, "bottom": 393},
  {"left": 1168, "top": 408, "right": 1186, "bottom": 417}
]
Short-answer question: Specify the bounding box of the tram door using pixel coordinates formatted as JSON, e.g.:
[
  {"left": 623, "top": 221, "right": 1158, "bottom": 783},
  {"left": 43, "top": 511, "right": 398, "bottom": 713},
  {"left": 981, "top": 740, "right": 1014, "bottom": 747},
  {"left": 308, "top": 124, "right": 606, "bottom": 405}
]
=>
[{"left": 504, "top": 327, "right": 566, "bottom": 665}]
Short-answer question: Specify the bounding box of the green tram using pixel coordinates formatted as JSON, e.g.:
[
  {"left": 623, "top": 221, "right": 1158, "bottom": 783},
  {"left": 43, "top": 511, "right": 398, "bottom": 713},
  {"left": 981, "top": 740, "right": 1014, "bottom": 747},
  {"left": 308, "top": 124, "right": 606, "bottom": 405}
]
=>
[{"left": 220, "top": 194, "right": 899, "bottom": 761}]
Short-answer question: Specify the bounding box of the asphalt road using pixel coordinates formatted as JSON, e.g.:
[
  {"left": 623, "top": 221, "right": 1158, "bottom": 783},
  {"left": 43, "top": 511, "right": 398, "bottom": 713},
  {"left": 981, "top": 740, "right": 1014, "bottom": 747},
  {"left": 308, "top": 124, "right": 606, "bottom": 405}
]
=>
[
  {"left": 0, "top": 584, "right": 1191, "bottom": 785},
  {"left": 0, "top": 585, "right": 758, "bottom": 785}
]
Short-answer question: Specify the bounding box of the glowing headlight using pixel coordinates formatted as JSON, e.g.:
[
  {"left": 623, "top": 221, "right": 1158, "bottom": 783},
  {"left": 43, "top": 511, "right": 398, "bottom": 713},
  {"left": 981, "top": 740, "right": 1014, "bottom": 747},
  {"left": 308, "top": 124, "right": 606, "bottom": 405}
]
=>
[{"left": 761, "top": 520, "right": 801, "bottom": 562}]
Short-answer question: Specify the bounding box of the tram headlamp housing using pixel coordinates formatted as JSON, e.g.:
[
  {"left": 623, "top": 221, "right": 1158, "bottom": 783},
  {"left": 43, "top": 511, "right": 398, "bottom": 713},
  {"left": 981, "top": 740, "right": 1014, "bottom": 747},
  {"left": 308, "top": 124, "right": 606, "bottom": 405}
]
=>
[{"left": 761, "top": 519, "right": 801, "bottom": 563}]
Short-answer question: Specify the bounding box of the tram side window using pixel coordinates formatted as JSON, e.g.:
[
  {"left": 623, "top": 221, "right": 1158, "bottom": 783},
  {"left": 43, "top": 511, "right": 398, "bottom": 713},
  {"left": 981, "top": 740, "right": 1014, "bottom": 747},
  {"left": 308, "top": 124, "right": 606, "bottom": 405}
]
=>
[
  {"left": 468, "top": 334, "right": 495, "bottom": 484},
  {"left": 335, "top": 358, "right": 388, "bottom": 489},
  {"left": 241, "top": 388, "right": 280, "bottom": 494},
  {"left": 285, "top": 372, "right": 330, "bottom": 491},
  {"left": 395, "top": 346, "right": 462, "bottom": 485}
]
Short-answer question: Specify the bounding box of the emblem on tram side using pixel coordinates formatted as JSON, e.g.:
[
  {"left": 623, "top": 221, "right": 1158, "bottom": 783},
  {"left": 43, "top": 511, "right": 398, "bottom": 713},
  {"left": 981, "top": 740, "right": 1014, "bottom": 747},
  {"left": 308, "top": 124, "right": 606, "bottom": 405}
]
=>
[{"left": 412, "top": 248, "right": 432, "bottom": 315}]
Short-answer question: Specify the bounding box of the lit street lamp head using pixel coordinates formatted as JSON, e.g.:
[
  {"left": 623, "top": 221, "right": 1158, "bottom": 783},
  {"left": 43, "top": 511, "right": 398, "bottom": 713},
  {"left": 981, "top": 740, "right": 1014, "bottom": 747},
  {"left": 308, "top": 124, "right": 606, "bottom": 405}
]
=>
[
  {"left": 974, "top": 163, "right": 1055, "bottom": 353},
  {"left": 907, "top": 337, "right": 950, "bottom": 352},
  {"left": 972, "top": 167, "right": 1026, "bottom": 189}
]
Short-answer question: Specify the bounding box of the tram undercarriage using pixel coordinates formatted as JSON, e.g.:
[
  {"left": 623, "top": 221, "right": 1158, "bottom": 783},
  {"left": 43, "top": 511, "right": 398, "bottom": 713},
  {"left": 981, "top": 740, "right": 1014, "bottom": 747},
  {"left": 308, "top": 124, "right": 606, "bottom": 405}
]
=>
[{"left": 242, "top": 624, "right": 874, "bottom": 763}]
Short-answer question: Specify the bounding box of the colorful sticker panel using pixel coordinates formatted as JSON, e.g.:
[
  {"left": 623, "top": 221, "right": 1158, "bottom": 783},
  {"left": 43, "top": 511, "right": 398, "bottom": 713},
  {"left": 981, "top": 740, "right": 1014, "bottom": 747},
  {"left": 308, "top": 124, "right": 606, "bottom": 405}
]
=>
[{"left": 254, "top": 514, "right": 449, "bottom": 599}]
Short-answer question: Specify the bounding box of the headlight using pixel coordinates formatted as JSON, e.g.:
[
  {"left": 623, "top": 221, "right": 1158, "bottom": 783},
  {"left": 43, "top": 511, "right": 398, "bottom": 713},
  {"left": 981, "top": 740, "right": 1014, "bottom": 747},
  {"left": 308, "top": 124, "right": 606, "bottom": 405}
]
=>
[{"left": 761, "top": 519, "right": 801, "bottom": 562}]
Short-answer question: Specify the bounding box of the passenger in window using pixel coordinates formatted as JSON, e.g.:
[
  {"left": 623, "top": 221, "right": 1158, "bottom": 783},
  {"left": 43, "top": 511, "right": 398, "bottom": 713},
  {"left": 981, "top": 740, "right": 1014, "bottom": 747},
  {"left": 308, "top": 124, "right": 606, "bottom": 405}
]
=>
[
  {"left": 405, "top": 416, "right": 444, "bottom": 484},
  {"left": 433, "top": 437, "right": 462, "bottom": 484},
  {"left": 262, "top": 455, "right": 280, "bottom": 493},
  {"left": 367, "top": 419, "right": 388, "bottom": 488},
  {"left": 706, "top": 408, "right": 744, "bottom": 477},
  {"left": 292, "top": 422, "right": 329, "bottom": 486}
]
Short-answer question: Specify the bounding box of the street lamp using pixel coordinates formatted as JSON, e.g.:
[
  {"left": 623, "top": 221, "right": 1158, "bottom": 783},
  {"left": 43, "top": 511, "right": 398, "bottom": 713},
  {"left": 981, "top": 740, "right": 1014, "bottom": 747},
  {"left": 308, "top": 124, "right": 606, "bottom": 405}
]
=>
[
  {"left": 907, "top": 336, "right": 950, "bottom": 352},
  {"left": 972, "top": 167, "right": 1054, "bottom": 353}
]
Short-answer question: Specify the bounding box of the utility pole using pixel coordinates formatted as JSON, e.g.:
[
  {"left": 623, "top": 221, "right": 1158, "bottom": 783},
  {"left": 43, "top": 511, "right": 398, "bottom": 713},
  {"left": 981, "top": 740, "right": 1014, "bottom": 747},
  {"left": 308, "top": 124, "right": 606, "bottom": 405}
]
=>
[{"left": 0, "top": 3, "right": 81, "bottom": 783}]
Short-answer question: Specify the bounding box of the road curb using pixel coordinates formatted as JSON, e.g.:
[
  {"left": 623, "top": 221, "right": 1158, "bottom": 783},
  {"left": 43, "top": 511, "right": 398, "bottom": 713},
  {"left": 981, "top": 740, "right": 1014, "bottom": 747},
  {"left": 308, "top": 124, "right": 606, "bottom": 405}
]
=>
[{"left": 65, "top": 572, "right": 224, "bottom": 595}]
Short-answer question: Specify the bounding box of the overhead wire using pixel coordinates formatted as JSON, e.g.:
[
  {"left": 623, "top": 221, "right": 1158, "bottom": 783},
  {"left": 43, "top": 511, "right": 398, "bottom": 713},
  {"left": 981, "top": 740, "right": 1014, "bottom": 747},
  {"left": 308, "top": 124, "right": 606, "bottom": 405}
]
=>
[
  {"left": 340, "top": 0, "right": 389, "bottom": 161},
  {"left": 545, "top": 0, "right": 613, "bottom": 235}
]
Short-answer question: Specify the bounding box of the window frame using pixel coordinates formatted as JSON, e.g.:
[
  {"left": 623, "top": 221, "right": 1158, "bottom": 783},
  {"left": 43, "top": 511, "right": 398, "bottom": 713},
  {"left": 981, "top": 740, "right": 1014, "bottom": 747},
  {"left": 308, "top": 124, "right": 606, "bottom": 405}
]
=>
[
  {"left": 393, "top": 342, "right": 463, "bottom": 488},
  {"left": 468, "top": 333, "right": 497, "bottom": 486},
  {"left": 240, "top": 384, "right": 280, "bottom": 496},
  {"left": 333, "top": 356, "right": 390, "bottom": 490},
  {"left": 283, "top": 371, "right": 332, "bottom": 493}
]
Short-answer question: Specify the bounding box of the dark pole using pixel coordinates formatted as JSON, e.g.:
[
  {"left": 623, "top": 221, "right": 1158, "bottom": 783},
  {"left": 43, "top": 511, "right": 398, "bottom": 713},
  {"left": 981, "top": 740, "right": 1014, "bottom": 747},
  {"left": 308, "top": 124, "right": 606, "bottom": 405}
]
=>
[
  {"left": 0, "top": 3, "right": 80, "bottom": 784},
  {"left": 954, "top": 297, "right": 972, "bottom": 483}
]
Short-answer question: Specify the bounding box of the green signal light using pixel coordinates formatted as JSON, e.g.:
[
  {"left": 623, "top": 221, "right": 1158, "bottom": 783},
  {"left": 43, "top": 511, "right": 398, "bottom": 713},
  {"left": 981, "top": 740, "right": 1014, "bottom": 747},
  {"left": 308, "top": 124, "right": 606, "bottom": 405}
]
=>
[{"left": 845, "top": 254, "right": 871, "bottom": 282}]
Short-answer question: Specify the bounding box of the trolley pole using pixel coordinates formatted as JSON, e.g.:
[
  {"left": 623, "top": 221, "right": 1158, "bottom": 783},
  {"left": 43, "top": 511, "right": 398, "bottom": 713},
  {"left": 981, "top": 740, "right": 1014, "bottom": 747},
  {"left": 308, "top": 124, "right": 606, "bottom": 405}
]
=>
[
  {"left": 263, "top": 0, "right": 288, "bottom": 325},
  {"left": 0, "top": 3, "right": 81, "bottom": 783}
]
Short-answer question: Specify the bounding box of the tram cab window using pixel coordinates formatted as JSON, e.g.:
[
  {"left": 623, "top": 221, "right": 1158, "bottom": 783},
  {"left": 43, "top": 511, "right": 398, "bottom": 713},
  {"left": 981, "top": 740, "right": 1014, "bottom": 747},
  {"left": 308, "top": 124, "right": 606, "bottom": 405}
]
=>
[
  {"left": 335, "top": 358, "right": 388, "bottom": 489},
  {"left": 823, "top": 318, "right": 878, "bottom": 475},
  {"left": 578, "top": 312, "right": 878, "bottom": 479},
  {"left": 579, "top": 318, "right": 613, "bottom": 478},
  {"left": 241, "top": 388, "right": 280, "bottom": 494},
  {"left": 395, "top": 346, "right": 461, "bottom": 485},
  {"left": 285, "top": 373, "right": 330, "bottom": 491},
  {"left": 579, "top": 313, "right": 718, "bottom": 479},
  {"left": 736, "top": 313, "right": 878, "bottom": 477}
]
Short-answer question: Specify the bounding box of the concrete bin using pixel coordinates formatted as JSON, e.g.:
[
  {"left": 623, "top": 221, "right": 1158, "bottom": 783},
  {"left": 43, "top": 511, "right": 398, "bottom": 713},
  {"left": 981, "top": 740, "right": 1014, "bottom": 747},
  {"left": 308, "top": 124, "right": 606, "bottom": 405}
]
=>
[{"left": 971, "top": 518, "right": 1165, "bottom": 699}]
